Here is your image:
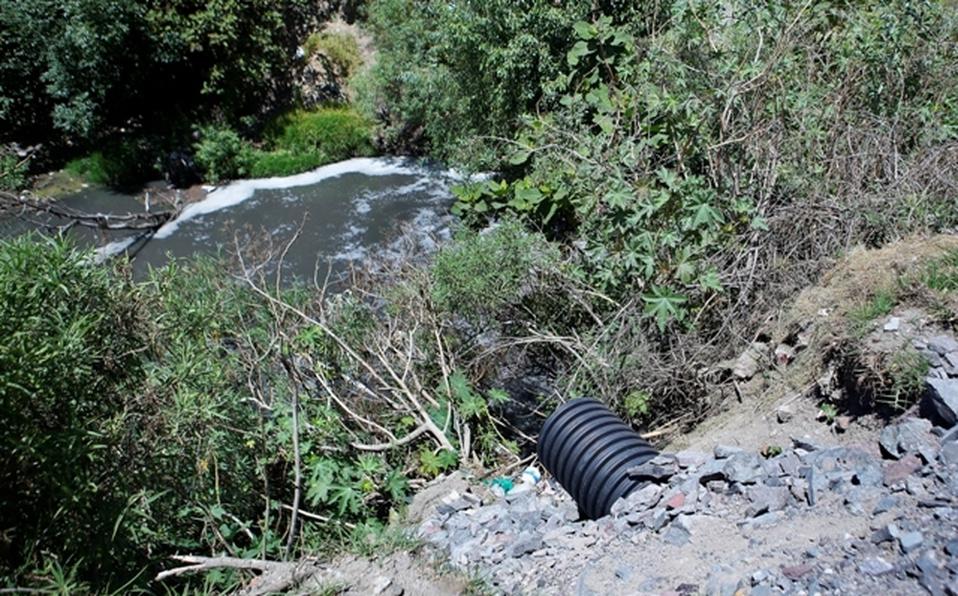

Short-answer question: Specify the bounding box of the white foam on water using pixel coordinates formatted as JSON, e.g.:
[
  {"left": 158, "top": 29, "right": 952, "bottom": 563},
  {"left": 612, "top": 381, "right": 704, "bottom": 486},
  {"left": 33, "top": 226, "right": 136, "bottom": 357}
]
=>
[
  {"left": 155, "top": 157, "right": 428, "bottom": 239},
  {"left": 92, "top": 236, "right": 138, "bottom": 264}
]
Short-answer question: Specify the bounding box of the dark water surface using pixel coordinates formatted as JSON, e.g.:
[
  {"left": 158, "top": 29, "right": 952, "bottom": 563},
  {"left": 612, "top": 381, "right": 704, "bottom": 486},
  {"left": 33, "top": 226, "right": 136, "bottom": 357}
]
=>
[{"left": 37, "top": 157, "right": 459, "bottom": 282}]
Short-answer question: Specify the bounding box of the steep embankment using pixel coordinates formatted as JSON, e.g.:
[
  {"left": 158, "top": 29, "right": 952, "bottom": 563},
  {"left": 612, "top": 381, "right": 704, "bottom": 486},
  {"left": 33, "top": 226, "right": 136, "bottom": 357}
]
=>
[{"left": 406, "top": 236, "right": 958, "bottom": 595}]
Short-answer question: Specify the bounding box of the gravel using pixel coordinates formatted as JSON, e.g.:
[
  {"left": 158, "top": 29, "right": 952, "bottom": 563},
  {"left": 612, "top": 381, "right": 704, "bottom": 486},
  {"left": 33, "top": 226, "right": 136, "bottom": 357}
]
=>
[{"left": 417, "top": 410, "right": 958, "bottom": 594}]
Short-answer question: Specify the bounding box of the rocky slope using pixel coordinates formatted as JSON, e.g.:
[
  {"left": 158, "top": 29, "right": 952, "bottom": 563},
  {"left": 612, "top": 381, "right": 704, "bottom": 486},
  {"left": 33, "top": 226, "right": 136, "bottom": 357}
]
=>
[{"left": 418, "top": 416, "right": 958, "bottom": 595}]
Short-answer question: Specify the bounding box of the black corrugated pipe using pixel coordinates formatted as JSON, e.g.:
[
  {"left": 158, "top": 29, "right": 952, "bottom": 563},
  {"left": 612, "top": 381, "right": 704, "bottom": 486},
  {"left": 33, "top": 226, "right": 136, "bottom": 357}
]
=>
[{"left": 537, "top": 397, "right": 658, "bottom": 519}]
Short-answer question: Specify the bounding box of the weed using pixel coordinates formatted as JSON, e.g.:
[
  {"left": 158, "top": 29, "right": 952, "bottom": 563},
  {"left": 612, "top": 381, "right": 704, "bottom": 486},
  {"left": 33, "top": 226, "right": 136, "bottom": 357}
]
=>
[
  {"left": 919, "top": 249, "right": 958, "bottom": 293},
  {"left": 819, "top": 403, "right": 839, "bottom": 424},
  {"left": 880, "top": 347, "right": 930, "bottom": 411},
  {"left": 848, "top": 289, "right": 898, "bottom": 334}
]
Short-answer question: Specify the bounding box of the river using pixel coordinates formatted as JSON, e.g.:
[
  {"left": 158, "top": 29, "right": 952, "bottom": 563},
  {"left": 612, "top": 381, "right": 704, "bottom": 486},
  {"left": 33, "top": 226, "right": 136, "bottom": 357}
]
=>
[{"left": 18, "top": 157, "right": 461, "bottom": 283}]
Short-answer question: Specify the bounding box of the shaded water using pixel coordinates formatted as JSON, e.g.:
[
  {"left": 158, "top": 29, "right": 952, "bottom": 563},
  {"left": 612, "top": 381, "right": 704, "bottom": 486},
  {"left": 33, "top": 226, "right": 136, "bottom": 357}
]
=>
[{"left": 33, "top": 157, "right": 460, "bottom": 282}]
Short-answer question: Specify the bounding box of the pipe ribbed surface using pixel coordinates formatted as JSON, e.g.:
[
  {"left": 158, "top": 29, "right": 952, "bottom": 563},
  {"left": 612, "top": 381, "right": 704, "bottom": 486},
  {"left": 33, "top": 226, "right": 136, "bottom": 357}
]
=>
[{"left": 537, "top": 397, "right": 658, "bottom": 519}]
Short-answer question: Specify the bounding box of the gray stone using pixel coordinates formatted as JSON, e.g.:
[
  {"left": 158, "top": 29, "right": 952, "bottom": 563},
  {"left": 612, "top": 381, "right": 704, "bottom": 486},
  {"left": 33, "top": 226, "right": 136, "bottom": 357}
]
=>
[
  {"left": 627, "top": 456, "right": 678, "bottom": 481},
  {"left": 747, "top": 485, "right": 789, "bottom": 517},
  {"left": 853, "top": 461, "right": 883, "bottom": 487},
  {"left": 724, "top": 452, "right": 767, "bottom": 485},
  {"left": 942, "top": 442, "right": 958, "bottom": 470},
  {"left": 751, "top": 569, "right": 769, "bottom": 585},
  {"left": 714, "top": 444, "right": 745, "bottom": 459},
  {"left": 611, "top": 483, "right": 663, "bottom": 516},
  {"left": 871, "top": 523, "right": 901, "bottom": 544},
  {"left": 878, "top": 417, "right": 935, "bottom": 460},
  {"left": 873, "top": 495, "right": 898, "bottom": 514},
  {"left": 650, "top": 508, "right": 669, "bottom": 531},
  {"left": 742, "top": 511, "right": 784, "bottom": 529},
  {"left": 792, "top": 436, "right": 823, "bottom": 452},
  {"left": 929, "top": 335, "right": 958, "bottom": 355},
  {"left": 924, "top": 351, "right": 945, "bottom": 368},
  {"left": 883, "top": 316, "right": 901, "bottom": 332},
  {"left": 925, "top": 377, "right": 958, "bottom": 428},
  {"left": 776, "top": 405, "right": 794, "bottom": 424},
  {"left": 947, "top": 352, "right": 958, "bottom": 369},
  {"left": 945, "top": 539, "right": 958, "bottom": 556},
  {"left": 675, "top": 450, "right": 710, "bottom": 469},
  {"left": 858, "top": 556, "right": 894, "bottom": 576},
  {"left": 776, "top": 452, "right": 801, "bottom": 478},
  {"left": 906, "top": 475, "right": 926, "bottom": 496},
  {"left": 917, "top": 551, "right": 942, "bottom": 582},
  {"left": 663, "top": 522, "right": 691, "bottom": 546},
  {"left": 749, "top": 588, "right": 772, "bottom": 596},
  {"left": 899, "top": 530, "right": 924, "bottom": 553}
]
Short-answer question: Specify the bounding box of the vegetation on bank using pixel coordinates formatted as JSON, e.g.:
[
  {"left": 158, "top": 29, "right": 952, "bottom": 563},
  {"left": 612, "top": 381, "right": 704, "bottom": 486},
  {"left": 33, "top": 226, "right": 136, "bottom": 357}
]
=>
[
  {"left": 0, "top": 222, "right": 559, "bottom": 591},
  {"left": 0, "top": 0, "right": 375, "bottom": 191},
  {"left": 3, "top": 0, "right": 958, "bottom": 592},
  {"left": 194, "top": 106, "right": 375, "bottom": 183}
]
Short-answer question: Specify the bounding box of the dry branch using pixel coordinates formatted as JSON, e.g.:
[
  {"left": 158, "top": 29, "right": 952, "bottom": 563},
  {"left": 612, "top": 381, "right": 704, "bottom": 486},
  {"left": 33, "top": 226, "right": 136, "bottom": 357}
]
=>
[{"left": 0, "top": 190, "right": 176, "bottom": 231}]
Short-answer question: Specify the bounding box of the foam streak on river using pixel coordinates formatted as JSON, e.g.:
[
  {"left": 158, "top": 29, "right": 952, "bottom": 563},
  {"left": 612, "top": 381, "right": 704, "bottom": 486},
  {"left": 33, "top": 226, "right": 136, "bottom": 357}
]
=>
[{"left": 62, "top": 157, "right": 463, "bottom": 282}]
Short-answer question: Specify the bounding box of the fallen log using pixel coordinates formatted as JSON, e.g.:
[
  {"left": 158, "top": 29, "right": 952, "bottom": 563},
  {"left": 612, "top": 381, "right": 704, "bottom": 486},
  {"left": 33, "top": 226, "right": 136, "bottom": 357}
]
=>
[
  {"left": 0, "top": 189, "right": 177, "bottom": 232},
  {"left": 155, "top": 555, "right": 323, "bottom": 595}
]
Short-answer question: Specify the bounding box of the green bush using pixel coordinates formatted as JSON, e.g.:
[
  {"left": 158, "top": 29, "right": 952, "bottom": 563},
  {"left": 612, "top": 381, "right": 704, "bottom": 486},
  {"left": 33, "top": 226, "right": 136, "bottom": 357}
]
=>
[
  {"left": 65, "top": 137, "right": 163, "bottom": 188},
  {"left": 193, "top": 126, "right": 253, "bottom": 184},
  {"left": 304, "top": 30, "right": 362, "bottom": 76},
  {"left": 359, "top": 0, "right": 604, "bottom": 165},
  {"left": 430, "top": 219, "right": 560, "bottom": 324},
  {"left": 266, "top": 107, "right": 374, "bottom": 161},
  {"left": 0, "top": 235, "right": 144, "bottom": 582},
  {"left": 0, "top": 152, "right": 26, "bottom": 191},
  {"left": 248, "top": 148, "right": 327, "bottom": 178},
  {"left": 242, "top": 107, "right": 375, "bottom": 178}
]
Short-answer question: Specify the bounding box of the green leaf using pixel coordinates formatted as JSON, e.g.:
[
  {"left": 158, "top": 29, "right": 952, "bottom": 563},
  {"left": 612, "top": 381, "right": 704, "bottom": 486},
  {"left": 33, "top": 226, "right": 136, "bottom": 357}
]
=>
[
  {"left": 487, "top": 388, "right": 510, "bottom": 405},
  {"left": 699, "top": 269, "right": 723, "bottom": 292},
  {"left": 691, "top": 203, "right": 723, "bottom": 228},
  {"left": 567, "top": 41, "right": 592, "bottom": 67},
  {"left": 508, "top": 149, "right": 531, "bottom": 165},
  {"left": 384, "top": 471, "right": 408, "bottom": 502},
  {"left": 642, "top": 286, "right": 688, "bottom": 331},
  {"left": 573, "top": 21, "right": 595, "bottom": 40}
]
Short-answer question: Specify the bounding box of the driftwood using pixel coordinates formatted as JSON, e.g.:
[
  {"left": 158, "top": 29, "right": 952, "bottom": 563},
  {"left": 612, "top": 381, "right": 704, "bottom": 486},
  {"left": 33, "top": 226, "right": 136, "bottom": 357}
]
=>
[
  {"left": 156, "top": 555, "right": 323, "bottom": 595},
  {"left": 0, "top": 189, "right": 176, "bottom": 232}
]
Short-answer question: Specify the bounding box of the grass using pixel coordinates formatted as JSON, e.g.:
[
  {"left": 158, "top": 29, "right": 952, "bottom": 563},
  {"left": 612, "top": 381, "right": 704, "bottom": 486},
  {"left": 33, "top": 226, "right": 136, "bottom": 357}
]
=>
[
  {"left": 65, "top": 152, "right": 112, "bottom": 186},
  {"left": 247, "top": 106, "right": 375, "bottom": 178},
  {"left": 848, "top": 288, "right": 898, "bottom": 334},
  {"left": 919, "top": 248, "right": 958, "bottom": 293},
  {"left": 248, "top": 148, "right": 328, "bottom": 178}
]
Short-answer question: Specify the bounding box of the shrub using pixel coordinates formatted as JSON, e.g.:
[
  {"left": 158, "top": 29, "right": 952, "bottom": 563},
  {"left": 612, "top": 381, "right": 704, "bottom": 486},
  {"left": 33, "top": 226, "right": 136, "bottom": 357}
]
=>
[
  {"left": 64, "top": 137, "right": 163, "bottom": 188},
  {"left": 0, "top": 235, "right": 144, "bottom": 582},
  {"left": 0, "top": 152, "right": 26, "bottom": 191},
  {"left": 304, "top": 30, "right": 362, "bottom": 76},
  {"left": 358, "top": 0, "right": 603, "bottom": 165},
  {"left": 430, "top": 219, "right": 560, "bottom": 325},
  {"left": 193, "top": 125, "right": 253, "bottom": 184},
  {"left": 248, "top": 148, "right": 328, "bottom": 178},
  {"left": 265, "top": 107, "right": 374, "bottom": 162}
]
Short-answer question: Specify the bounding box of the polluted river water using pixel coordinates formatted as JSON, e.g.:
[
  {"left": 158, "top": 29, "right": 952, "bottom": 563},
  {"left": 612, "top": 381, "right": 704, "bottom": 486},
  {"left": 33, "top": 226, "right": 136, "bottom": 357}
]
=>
[{"left": 52, "top": 157, "right": 463, "bottom": 283}]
